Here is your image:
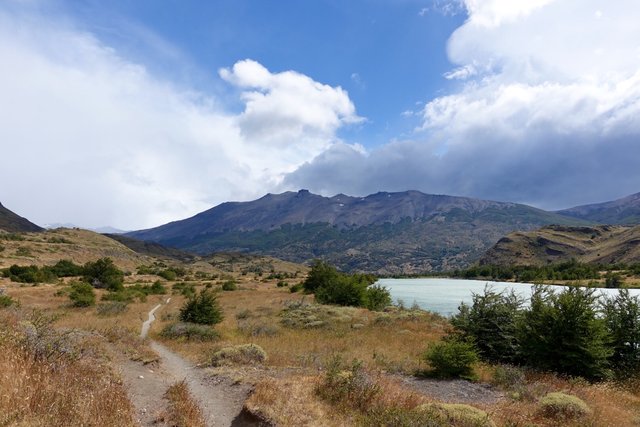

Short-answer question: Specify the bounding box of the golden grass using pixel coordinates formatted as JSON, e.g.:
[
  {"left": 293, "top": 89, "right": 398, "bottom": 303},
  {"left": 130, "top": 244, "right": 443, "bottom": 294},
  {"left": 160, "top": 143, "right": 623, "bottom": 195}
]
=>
[
  {"left": 0, "top": 309, "right": 136, "bottom": 427},
  {"left": 160, "top": 380, "right": 206, "bottom": 427}
]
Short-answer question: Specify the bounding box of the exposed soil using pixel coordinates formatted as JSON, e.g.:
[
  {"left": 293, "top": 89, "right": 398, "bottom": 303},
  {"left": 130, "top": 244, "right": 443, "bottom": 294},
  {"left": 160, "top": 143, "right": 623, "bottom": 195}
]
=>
[
  {"left": 399, "top": 376, "right": 505, "bottom": 406},
  {"left": 119, "top": 300, "right": 254, "bottom": 427}
]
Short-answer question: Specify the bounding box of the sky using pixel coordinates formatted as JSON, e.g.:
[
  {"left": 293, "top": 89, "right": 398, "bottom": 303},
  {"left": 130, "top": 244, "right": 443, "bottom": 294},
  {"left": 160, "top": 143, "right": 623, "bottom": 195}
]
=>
[{"left": 1, "top": 0, "right": 640, "bottom": 230}]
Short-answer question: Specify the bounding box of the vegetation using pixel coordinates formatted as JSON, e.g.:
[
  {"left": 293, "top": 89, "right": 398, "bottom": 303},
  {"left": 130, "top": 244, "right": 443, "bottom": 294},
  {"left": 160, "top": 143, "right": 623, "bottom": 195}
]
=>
[
  {"left": 68, "top": 281, "right": 96, "bottom": 307},
  {"left": 161, "top": 322, "right": 220, "bottom": 341},
  {"left": 83, "top": 257, "right": 124, "bottom": 291},
  {"left": 163, "top": 381, "right": 206, "bottom": 427},
  {"left": 179, "top": 290, "right": 223, "bottom": 325},
  {"left": 210, "top": 343, "right": 267, "bottom": 366},
  {"left": 538, "top": 392, "right": 591, "bottom": 419},
  {"left": 221, "top": 279, "right": 237, "bottom": 291},
  {"left": 423, "top": 338, "right": 478, "bottom": 379},
  {"left": 303, "top": 260, "right": 391, "bottom": 310}
]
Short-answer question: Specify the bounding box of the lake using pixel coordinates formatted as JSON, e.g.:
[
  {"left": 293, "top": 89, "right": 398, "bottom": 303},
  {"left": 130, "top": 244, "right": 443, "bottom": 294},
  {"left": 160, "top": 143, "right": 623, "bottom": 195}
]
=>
[{"left": 377, "top": 278, "right": 640, "bottom": 317}]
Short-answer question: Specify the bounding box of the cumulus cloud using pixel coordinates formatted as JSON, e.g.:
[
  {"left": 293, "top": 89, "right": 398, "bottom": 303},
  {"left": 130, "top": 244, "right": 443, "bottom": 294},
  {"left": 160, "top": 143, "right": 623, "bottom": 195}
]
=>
[
  {"left": 0, "top": 5, "right": 358, "bottom": 229},
  {"left": 283, "top": 0, "right": 640, "bottom": 209}
]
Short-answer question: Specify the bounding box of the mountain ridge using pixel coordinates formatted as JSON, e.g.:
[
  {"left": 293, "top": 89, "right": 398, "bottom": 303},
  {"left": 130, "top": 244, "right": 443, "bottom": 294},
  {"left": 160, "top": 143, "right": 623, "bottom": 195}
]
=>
[
  {"left": 0, "top": 202, "right": 43, "bottom": 233},
  {"left": 127, "top": 190, "right": 586, "bottom": 274},
  {"left": 556, "top": 192, "right": 640, "bottom": 225}
]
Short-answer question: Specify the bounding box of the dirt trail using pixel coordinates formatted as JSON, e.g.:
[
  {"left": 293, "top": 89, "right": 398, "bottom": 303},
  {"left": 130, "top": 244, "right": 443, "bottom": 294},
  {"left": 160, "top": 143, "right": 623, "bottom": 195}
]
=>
[{"left": 120, "top": 299, "right": 253, "bottom": 427}]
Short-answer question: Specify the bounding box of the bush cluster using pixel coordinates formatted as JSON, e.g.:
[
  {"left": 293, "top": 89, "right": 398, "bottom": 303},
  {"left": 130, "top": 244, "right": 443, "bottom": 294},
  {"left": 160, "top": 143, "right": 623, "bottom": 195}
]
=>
[
  {"left": 303, "top": 260, "right": 391, "bottom": 311},
  {"left": 68, "top": 281, "right": 96, "bottom": 307},
  {"left": 180, "top": 290, "right": 223, "bottom": 325},
  {"left": 452, "top": 285, "right": 640, "bottom": 380}
]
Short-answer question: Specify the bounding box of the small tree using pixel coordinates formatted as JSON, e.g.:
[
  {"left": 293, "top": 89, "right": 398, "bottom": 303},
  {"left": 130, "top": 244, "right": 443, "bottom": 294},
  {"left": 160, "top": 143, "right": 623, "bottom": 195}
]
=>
[
  {"left": 180, "top": 290, "right": 223, "bottom": 325},
  {"left": 602, "top": 289, "right": 640, "bottom": 376},
  {"left": 83, "top": 258, "right": 124, "bottom": 291},
  {"left": 451, "top": 286, "right": 523, "bottom": 364},
  {"left": 303, "top": 259, "right": 340, "bottom": 293},
  {"left": 69, "top": 281, "right": 96, "bottom": 307},
  {"left": 424, "top": 337, "right": 478, "bottom": 379}
]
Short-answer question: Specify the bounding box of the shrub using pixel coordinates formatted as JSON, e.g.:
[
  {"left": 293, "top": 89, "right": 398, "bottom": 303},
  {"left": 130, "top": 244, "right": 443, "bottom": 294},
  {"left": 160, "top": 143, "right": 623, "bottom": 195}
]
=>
[
  {"left": 4, "top": 264, "right": 56, "bottom": 284},
  {"left": 363, "top": 284, "right": 392, "bottom": 311},
  {"left": 276, "top": 280, "right": 288, "bottom": 287},
  {"left": 68, "top": 281, "right": 96, "bottom": 307},
  {"left": 538, "top": 392, "right": 591, "bottom": 419},
  {"left": 83, "top": 258, "right": 124, "bottom": 291},
  {"left": 451, "top": 286, "right": 523, "bottom": 364},
  {"left": 222, "top": 280, "right": 237, "bottom": 291},
  {"left": 180, "top": 290, "right": 223, "bottom": 325},
  {"left": 290, "top": 284, "right": 302, "bottom": 293},
  {"left": 602, "top": 289, "right": 640, "bottom": 376},
  {"left": 158, "top": 269, "right": 177, "bottom": 281},
  {"left": 423, "top": 338, "right": 478, "bottom": 379},
  {"left": 148, "top": 280, "right": 167, "bottom": 295},
  {"left": 316, "top": 356, "right": 380, "bottom": 411},
  {"left": 518, "top": 286, "right": 611, "bottom": 380},
  {"left": 49, "top": 259, "right": 83, "bottom": 277},
  {"left": 210, "top": 344, "right": 267, "bottom": 366},
  {"left": 0, "top": 294, "right": 15, "bottom": 308},
  {"left": 161, "top": 322, "right": 220, "bottom": 341},
  {"left": 417, "top": 403, "right": 496, "bottom": 427},
  {"left": 172, "top": 282, "right": 196, "bottom": 297},
  {"left": 96, "top": 301, "right": 128, "bottom": 316}
]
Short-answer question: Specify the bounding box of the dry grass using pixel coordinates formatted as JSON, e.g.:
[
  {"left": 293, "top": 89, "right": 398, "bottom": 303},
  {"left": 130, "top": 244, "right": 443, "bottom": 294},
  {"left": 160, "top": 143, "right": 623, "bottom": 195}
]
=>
[
  {"left": 246, "top": 376, "right": 352, "bottom": 426},
  {"left": 160, "top": 380, "right": 206, "bottom": 427},
  {"left": 0, "top": 309, "right": 136, "bottom": 427}
]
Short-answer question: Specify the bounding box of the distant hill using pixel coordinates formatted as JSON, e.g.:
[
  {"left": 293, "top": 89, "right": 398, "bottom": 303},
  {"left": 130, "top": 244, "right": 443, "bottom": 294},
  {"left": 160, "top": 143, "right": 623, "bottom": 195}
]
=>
[
  {"left": 104, "top": 233, "right": 197, "bottom": 262},
  {"left": 127, "top": 190, "right": 586, "bottom": 274},
  {"left": 0, "top": 202, "right": 42, "bottom": 233},
  {"left": 479, "top": 224, "right": 640, "bottom": 267},
  {"left": 556, "top": 192, "right": 640, "bottom": 225}
]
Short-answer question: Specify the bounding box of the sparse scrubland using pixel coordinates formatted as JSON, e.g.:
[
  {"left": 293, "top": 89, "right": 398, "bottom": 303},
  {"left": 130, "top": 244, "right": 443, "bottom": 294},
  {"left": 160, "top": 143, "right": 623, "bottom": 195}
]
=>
[{"left": 3, "top": 228, "right": 640, "bottom": 426}]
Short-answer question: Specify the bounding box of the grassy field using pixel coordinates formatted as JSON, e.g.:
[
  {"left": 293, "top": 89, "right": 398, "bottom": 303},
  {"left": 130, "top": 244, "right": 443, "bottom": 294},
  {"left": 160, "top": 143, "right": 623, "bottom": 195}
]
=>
[{"left": 3, "top": 229, "right": 640, "bottom": 426}]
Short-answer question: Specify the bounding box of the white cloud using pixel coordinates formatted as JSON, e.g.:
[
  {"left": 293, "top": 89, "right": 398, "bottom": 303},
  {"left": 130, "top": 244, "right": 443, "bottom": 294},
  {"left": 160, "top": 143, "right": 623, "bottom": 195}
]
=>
[
  {"left": 284, "top": 0, "right": 640, "bottom": 210},
  {"left": 0, "top": 6, "right": 359, "bottom": 229}
]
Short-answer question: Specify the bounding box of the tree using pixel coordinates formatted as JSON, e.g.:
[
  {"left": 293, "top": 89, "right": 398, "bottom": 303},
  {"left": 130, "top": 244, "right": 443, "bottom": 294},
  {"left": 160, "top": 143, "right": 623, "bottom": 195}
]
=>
[
  {"left": 303, "top": 259, "right": 340, "bottom": 293},
  {"left": 602, "top": 289, "right": 640, "bottom": 377},
  {"left": 69, "top": 281, "right": 96, "bottom": 307},
  {"left": 180, "top": 290, "right": 223, "bottom": 325},
  {"left": 83, "top": 258, "right": 124, "bottom": 291},
  {"left": 518, "top": 286, "right": 611, "bottom": 380},
  {"left": 451, "top": 286, "right": 524, "bottom": 364}
]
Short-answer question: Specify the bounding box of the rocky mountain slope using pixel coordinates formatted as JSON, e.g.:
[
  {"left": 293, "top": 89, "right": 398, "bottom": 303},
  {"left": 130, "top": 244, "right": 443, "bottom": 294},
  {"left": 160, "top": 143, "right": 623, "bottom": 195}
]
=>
[
  {"left": 479, "top": 224, "right": 640, "bottom": 267},
  {"left": 128, "top": 190, "right": 586, "bottom": 274},
  {"left": 0, "top": 202, "right": 42, "bottom": 233},
  {"left": 556, "top": 192, "right": 640, "bottom": 225}
]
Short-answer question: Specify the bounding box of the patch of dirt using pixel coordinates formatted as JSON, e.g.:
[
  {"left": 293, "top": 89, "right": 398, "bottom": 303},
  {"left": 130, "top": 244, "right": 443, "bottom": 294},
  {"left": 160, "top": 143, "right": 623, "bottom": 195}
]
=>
[
  {"left": 399, "top": 376, "right": 505, "bottom": 406},
  {"left": 118, "top": 301, "right": 255, "bottom": 427}
]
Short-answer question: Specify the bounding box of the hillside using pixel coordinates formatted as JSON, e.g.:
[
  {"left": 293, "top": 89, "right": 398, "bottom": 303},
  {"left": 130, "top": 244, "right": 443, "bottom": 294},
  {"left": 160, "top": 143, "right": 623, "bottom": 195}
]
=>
[
  {"left": 128, "top": 190, "right": 586, "bottom": 274},
  {"left": 557, "top": 192, "right": 640, "bottom": 224},
  {"left": 479, "top": 224, "right": 640, "bottom": 267},
  {"left": 0, "top": 202, "right": 42, "bottom": 233}
]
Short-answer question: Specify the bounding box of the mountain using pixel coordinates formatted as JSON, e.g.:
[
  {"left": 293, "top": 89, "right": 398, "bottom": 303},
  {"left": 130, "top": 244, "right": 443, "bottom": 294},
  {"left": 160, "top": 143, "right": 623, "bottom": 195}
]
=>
[
  {"left": 127, "top": 190, "right": 585, "bottom": 274},
  {"left": 556, "top": 192, "right": 640, "bottom": 225},
  {"left": 0, "top": 202, "right": 42, "bottom": 233},
  {"left": 479, "top": 224, "right": 640, "bottom": 266}
]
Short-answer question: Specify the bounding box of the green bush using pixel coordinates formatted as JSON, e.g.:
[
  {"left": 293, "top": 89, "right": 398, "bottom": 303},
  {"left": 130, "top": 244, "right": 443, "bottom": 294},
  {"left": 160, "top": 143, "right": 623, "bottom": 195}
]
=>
[
  {"left": 290, "top": 283, "right": 302, "bottom": 293},
  {"left": 4, "top": 264, "right": 57, "bottom": 284},
  {"left": 83, "top": 258, "right": 124, "bottom": 291},
  {"left": 538, "top": 392, "right": 591, "bottom": 419},
  {"left": 518, "top": 286, "right": 611, "bottom": 380},
  {"left": 179, "top": 290, "right": 223, "bottom": 325},
  {"left": 424, "top": 338, "right": 478, "bottom": 379},
  {"left": 0, "top": 294, "right": 15, "bottom": 308},
  {"left": 68, "top": 281, "right": 96, "bottom": 307},
  {"left": 363, "top": 284, "right": 392, "bottom": 311},
  {"left": 451, "top": 286, "right": 523, "bottom": 364},
  {"left": 210, "top": 343, "right": 267, "bottom": 366},
  {"left": 222, "top": 280, "right": 237, "bottom": 291},
  {"left": 172, "top": 282, "right": 196, "bottom": 297},
  {"left": 161, "top": 322, "right": 220, "bottom": 341},
  {"left": 158, "top": 269, "right": 177, "bottom": 281},
  {"left": 602, "top": 289, "right": 640, "bottom": 377},
  {"left": 49, "top": 259, "right": 84, "bottom": 277},
  {"left": 276, "top": 280, "right": 288, "bottom": 287}
]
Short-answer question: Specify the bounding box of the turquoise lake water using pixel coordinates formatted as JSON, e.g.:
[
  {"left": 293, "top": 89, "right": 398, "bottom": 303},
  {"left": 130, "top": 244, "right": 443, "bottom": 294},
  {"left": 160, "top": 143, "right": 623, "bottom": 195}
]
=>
[{"left": 377, "top": 278, "right": 640, "bottom": 317}]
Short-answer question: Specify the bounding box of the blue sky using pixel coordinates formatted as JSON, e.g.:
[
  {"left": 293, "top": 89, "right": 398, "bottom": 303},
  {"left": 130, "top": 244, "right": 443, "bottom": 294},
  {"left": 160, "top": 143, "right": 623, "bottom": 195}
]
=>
[{"left": 2, "top": 0, "right": 640, "bottom": 229}]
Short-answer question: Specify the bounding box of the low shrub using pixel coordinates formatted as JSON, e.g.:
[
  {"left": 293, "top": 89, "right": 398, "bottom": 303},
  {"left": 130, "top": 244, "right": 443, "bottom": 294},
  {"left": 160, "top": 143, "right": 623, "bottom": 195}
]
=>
[
  {"left": 210, "top": 343, "right": 267, "bottom": 366},
  {"left": 172, "top": 282, "right": 196, "bottom": 297},
  {"left": 96, "top": 301, "right": 128, "bottom": 316},
  {"left": 316, "top": 356, "right": 380, "bottom": 411},
  {"left": 417, "top": 403, "right": 496, "bottom": 427},
  {"left": 290, "top": 284, "right": 302, "bottom": 293},
  {"left": 161, "top": 322, "right": 220, "bottom": 341},
  {"left": 423, "top": 338, "right": 478, "bottom": 379},
  {"left": 538, "top": 392, "right": 591, "bottom": 419},
  {"left": 276, "top": 280, "right": 288, "bottom": 287},
  {"left": 237, "top": 320, "right": 279, "bottom": 337},
  {"left": 68, "top": 281, "right": 96, "bottom": 307},
  {"left": 180, "top": 290, "right": 223, "bottom": 325},
  {"left": 222, "top": 280, "right": 237, "bottom": 291},
  {"left": 0, "top": 294, "right": 15, "bottom": 308}
]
